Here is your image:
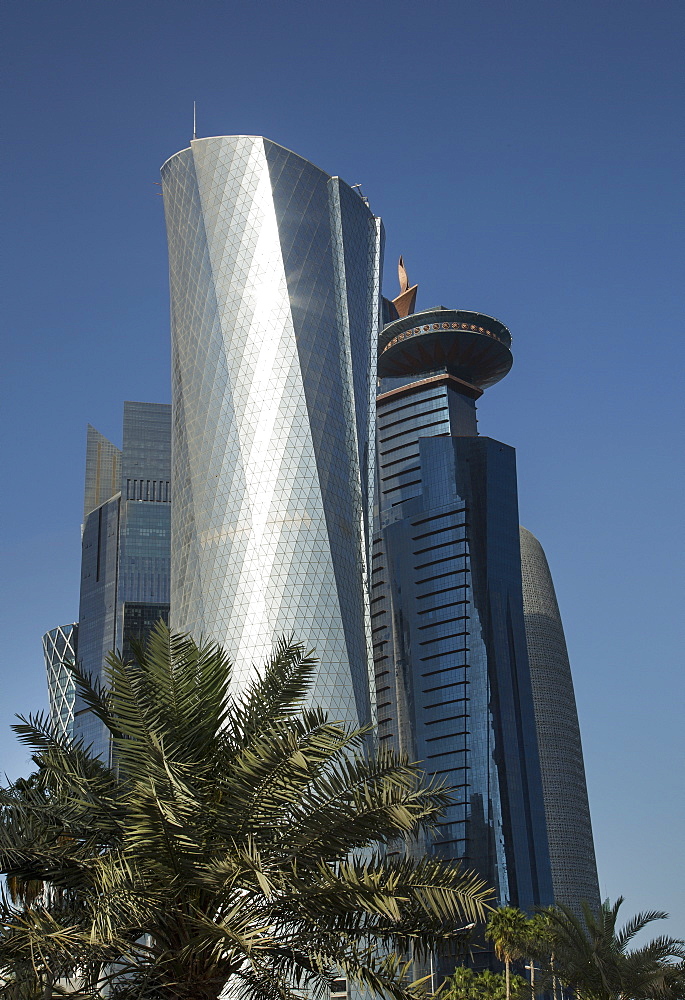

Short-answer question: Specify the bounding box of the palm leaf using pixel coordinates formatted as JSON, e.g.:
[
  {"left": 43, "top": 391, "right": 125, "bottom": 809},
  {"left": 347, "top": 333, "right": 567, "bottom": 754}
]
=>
[{"left": 0, "top": 624, "right": 495, "bottom": 999}]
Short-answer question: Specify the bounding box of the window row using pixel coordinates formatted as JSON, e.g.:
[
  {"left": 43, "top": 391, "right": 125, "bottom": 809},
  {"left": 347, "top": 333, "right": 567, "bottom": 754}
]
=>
[{"left": 126, "top": 479, "right": 171, "bottom": 502}]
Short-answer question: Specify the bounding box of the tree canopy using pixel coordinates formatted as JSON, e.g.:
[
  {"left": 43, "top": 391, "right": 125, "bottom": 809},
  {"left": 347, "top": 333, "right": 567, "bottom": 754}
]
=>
[
  {"left": 481, "top": 900, "right": 685, "bottom": 1000},
  {"left": 485, "top": 908, "right": 531, "bottom": 1000},
  {"left": 440, "top": 966, "right": 528, "bottom": 1000},
  {"left": 0, "top": 624, "right": 492, "bottom": 999},
  {"left": 544, "top": 897, "right": 685, "bottom": 1000}
]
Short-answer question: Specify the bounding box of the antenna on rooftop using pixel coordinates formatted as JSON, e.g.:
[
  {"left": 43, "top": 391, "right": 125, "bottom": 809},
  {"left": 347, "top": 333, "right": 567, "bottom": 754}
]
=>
[{"left": 192, "top": 102, "right": 197, "bottom": 141}]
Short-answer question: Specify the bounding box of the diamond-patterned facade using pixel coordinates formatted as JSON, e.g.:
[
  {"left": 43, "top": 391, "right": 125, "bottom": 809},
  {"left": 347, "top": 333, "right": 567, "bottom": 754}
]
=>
[
  {"left": 43, "top": 623, "right": 78, "bottom": 741},
  {"left": 162, "top": 137, "right": 383, "bottom": 726}
]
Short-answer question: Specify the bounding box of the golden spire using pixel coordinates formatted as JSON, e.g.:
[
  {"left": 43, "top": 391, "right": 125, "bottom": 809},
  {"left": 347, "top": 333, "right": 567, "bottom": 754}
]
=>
[{"left": 392, "top": 256, "right": 418, "bottom": 317}]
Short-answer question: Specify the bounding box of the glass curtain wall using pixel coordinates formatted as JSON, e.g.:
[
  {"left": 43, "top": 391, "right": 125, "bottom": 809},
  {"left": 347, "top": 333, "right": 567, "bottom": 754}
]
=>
[
  {"left": 162, "top": 136, "right": 383, "bottom": 728},
  {"left": 74, "top": 403, "right": 171, "bottom": 759}
]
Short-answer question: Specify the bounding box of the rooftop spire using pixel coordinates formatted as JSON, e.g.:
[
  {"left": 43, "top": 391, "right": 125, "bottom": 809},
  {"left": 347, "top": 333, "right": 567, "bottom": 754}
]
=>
[
  {"left": 392, "top": 256, "right": 418, "bottom": 317},
  {"left": 192, "top": 101, "right": 197, "bottom": 141}
]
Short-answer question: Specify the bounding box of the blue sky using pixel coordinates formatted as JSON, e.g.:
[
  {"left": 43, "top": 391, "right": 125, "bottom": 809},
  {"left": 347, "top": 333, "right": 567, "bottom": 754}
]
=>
[{"left": 2, "top": 0, "right": 683, "bottom": 933}]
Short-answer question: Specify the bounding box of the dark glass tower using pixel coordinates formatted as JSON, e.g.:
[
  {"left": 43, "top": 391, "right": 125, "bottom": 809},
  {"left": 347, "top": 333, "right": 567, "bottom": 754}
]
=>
[
  {"left": 372, "top": 299, "right": 554, "bottom": 954},
  {"left": 520, "top": 527, "right": 600, "bottom": 916},
  {"left": 74, "top": 402, "right": 171, "bottom": 758}
]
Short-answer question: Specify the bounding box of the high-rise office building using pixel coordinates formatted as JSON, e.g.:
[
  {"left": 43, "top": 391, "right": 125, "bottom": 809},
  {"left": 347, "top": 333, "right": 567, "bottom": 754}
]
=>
[
  {"left": 83, "top": 423, "right": 121, "bottom": 520},
  {"left": 74, "top": 402, "right": 171, "bottom": 757},
  {"left": 43, "top": 623, "right": 79, "bottom": 741},
  {"left": 371, "top": 292, "right": 554, "bottom": 940},
  {"left": 161, "top": 136, "right": 382, "bottom": 727},
  {"left": 520, "top": 527, "right": 600, "bottom": 915},
  {"left": 160, "top": 133, "right": 598, "bottom": 937}
]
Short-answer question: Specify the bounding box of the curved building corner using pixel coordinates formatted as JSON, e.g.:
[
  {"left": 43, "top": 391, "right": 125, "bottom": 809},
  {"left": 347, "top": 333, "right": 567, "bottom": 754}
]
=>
[
  {"left": 519, "top": 526, "right": 600, "bottom": 915},
  {"left": 162, "top": 136, "right": 383, "bottom": 728}
]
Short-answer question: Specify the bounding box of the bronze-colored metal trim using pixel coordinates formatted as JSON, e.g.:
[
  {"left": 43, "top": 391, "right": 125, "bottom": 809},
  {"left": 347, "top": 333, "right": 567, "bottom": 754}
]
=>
[
  {"left": 376, "top": 372, "right": 483, "bottom": 404},
  {"left": 381, "top": 319, "right": 505, "bottom": 352}
]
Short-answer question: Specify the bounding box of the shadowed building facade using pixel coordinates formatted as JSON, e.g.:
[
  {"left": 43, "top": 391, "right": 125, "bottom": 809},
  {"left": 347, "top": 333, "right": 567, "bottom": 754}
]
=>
[
  {"left": 519, "top": 527, "right": 600, "bottom": 915},
  {"left": 371, "top": 290, "right": 554, "bottom": 957},
  {"left": 161, "top": 136, "right": 382, "bottom": 727},
  {"left": 73, "top": 403, "right": 171, "bottom": 758}
]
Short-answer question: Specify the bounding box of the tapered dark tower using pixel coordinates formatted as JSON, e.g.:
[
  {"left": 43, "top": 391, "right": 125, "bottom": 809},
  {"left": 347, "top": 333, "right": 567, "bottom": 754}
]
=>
[
  {"left": 519, "top": 527, "right": 600, "bottom": 916},
  {"left": 372, "top": 277, "right": 554, "bottom": 971}
]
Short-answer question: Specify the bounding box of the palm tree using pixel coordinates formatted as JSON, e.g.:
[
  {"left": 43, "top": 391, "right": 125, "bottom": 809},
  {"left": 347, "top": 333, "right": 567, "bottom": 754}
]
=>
[
  {"left": 524, "top": 911, "right": 554, "bottom": 999},
  {"left": 441, "top": 965, "right": 527, "bottom": 1000},
  {"left": 485, "top": 908, "right": 531, "bottom": 1000},
  {"left": 0, "top": 623, "right": 492, "bottom": 999},
  {"left": 544, "top": 897, "right": 685, "bottom": 1000}
]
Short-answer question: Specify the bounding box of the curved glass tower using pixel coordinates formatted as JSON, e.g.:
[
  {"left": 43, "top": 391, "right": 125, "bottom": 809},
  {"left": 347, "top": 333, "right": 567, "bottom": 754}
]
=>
[
  {"left": 519, "top": 527, "right": 600, "bottom": 915},
  {"left": 162, "top": 136, "right": 383, "bottom": 726}
]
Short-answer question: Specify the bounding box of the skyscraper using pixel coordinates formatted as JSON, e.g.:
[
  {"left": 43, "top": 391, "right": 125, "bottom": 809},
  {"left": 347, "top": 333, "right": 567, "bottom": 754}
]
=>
[
  {"left": 159, "top": 133, "right": 598, "bottom": 938},
  {"left": 43, "top": 623, "right": 78, "bottom": 741},
  {"left": 371, "top": 290, "right": 554, "bottom": 937},
  {"left": 74, "top": 402, "right": 171, "bottom": 757},
  {"left": 520, "top": 527, "right": 600, "bottom": 915},
  {"left": 161, "top": 136, "right": 382, "bottom": 727}
]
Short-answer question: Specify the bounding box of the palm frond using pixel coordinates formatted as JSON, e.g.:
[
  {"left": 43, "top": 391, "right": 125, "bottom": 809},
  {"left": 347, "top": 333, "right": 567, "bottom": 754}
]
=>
[
  {"left": 231, "top": 635, "right": 319, "bottom": 736},
  {"left": 0, "top": 629, "right": 495, "bottom": 999},
  {"left": 614, "top": 908, "right": 670, "bottom": 950}
]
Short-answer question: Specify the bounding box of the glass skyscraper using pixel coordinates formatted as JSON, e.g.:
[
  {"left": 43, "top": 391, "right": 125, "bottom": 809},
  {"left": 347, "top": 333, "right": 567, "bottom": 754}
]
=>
[
  {"left": 73, "top": 401, "right": 171, "bottom": 757},
  {"left": 162, "top": 136, "right": 382, "bottom": 727},
  {"left": 372, "top": 301, "right": 555, "bottom": 947},
  {"left": 520, "top": 527, "right": 600, "bottom": 915},
  {"left": 42, "top": 623, "right": 78, "bottom": 741},
  {"left": 160, "top": 134, "right": 598, "bottom": 946}
]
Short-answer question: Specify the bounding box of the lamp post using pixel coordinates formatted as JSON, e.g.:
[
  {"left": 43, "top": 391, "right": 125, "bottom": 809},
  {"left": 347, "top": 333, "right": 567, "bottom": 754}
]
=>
[{"left": 430, "top": 922, "right": 476, "bottom": 994}]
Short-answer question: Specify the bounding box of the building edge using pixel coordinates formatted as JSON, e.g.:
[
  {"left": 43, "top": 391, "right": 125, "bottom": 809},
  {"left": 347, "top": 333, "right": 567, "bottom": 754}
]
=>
[{"left": 519, "top": 525, "right": 601, "bottom": 915}]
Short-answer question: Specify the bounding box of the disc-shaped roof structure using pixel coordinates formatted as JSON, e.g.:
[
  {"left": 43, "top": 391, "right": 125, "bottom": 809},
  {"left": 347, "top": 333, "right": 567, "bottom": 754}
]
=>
[{"left": 378, "top": 307, "right": 513, "bottom": 389}]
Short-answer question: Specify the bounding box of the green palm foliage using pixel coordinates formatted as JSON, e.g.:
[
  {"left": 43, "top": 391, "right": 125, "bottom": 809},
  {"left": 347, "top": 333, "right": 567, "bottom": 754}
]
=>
[
  {"left": 441, "top": 966, "right": 528, "bottom": 1000},
  {"left": 485, "top": 908, "right": 531, "bottom": 1000},
  {"left": 544, "top": 897, "right": 685, "bottom": 1000},
  {"left": 523, "top": 911, "right": 556, "bottom": 998},
  {"left": 0, "top": 624, "right": 492, "bottom": 999}
]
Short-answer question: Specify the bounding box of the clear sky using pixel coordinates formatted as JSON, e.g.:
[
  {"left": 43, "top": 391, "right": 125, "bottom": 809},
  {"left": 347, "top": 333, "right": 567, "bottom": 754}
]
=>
[{"left": 2, "top": 0, "right": 683, "bottom": 935}]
